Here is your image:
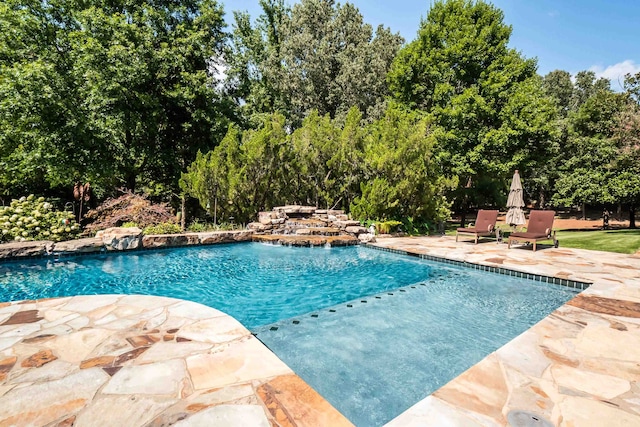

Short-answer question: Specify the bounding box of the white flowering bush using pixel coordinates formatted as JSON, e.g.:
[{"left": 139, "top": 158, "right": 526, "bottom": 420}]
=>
[{"left": 0, "top": 195, "right": 80, "bottom": 242}]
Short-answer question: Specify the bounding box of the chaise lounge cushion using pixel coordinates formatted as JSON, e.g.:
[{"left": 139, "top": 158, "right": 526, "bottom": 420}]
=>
[{"left": 509, "top": 231, "right": 548, "bottom": 240}]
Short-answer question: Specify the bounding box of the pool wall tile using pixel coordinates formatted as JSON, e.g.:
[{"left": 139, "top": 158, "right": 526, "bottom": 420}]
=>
[{"left": 362, "top": 243, "right": 591, "bottom": 291}]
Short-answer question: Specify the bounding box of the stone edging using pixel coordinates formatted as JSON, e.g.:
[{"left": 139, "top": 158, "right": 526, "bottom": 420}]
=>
[{"left": 0, "top": 229, "right": 253, "bottom": 262}]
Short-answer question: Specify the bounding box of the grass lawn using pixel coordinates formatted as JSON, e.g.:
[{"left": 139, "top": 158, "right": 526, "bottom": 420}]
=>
[
  {"left": 553, "top": 229, "right": 640, "bottom": 254},
  {"left": 446, "top": 225, "right": 640, "bottom": 254}
]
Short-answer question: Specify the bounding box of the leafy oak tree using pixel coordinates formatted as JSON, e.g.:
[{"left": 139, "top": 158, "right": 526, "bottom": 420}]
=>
[
  {"left": 0, "top": 0, "right": 233, "bottom": 198},
  {"left": 388, "top": 0, "right": 557, "bottom": 223}
]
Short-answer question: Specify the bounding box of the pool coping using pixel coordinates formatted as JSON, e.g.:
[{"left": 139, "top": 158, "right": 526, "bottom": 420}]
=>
[
  {"left": 363, "top": 243, "right": 592, "bottom": 291},
  {"left": 0, "top": 295, "right": 354, "bottom": 426}
]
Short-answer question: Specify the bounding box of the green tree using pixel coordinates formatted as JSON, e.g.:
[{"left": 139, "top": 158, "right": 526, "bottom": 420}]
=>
[
  {"left": 542, "top": 70, "right": 574, "bottom": 116},
  {"left": 227, "top": 0, "right": 403, "bottom": 126},
  {"left": 0, "top": 0, "right": 233, "bottom": 199},
  {"left": 181, "top": 114, "right": 292, "bottom": 224},
  {"left": 571, "top": 70, "right": 611, "bottom": 110},
  {"left": 351, "top": 104, "right": 453, "bottom": 222},
  {"left": 388, "top": 0, "right": 557, "bottom": 223}
]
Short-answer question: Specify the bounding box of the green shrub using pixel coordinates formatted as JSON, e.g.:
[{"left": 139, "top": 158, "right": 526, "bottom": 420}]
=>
[
  {"left": 121, "top": 221, "right": 139, "bottom": 228},
  {"left": 187, "top": 221, "right": 240, "bottom": 232},
  {"left": 187, "top": 220, "right": 209, "bottom": 232},
  {"left": 376, "top": 220, "right": 402, "bottom": 234},
  {"left": 0, "top": 195, "right": 80, "bottom": 242},
  {"left": 142, "top": 222, "right": 182, "bottom": 235}
]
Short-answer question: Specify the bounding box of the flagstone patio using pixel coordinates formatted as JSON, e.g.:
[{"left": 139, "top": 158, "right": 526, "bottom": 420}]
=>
[{"left": 1, "top": 235, "right": 639, "bottom": 426}]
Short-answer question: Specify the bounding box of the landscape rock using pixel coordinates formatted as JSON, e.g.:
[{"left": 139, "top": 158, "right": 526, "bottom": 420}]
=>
[
  {"left": 273, "top": 205, "right": 316, "bottom": 215},
  {"left": 95, "top": 227, "right": 142, "bottom": 251},
  {"left": 334, "top": 220, "right": 360, "bottom": 228},
  {"left": 142, "top": 234, "right": 199, "bottom": 249},
  {"left": 258, "top": 212, "right": 275, "bottom": 225},
  {"left": 345, "top": 226, "right": 368, "bottom": 235},
  {"left": 199, "top": 231, "right": 253, "bottom": 244},
  {"left": 294, "top": 227, "right": 340, "bottom": 236},
  {"left": 53, "top": 238, "right": 104, "bottom": 254},
  {"left": 358, "top": 233, "right": 376, "bottom": 243},
  {"left": 0, "top": 240, "right": 54, "bottom": 258},
  {"left": 247, "top": 222, "right": 272, "bottom": 232}
]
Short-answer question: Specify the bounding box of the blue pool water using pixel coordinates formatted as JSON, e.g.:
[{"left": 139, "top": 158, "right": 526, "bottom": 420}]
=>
[
  {"left": 0, "top": 243, "right": 578, "bottom": 426},
  {"left": 0, "top": 243, "right": 436, "bottom": 328},
  {"left": 255, "top": 265, "right": 577, "bottom": 426}
]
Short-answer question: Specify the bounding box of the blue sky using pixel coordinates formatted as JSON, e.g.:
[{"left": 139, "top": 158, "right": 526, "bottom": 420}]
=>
[{"left": 221, "top": 0, "right": 639, "bottom": 90}]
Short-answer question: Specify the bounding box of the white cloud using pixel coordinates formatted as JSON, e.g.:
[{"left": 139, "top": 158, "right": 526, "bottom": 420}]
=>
[{"left": 589, "top": 60, "right": 640, "bottom": 86}]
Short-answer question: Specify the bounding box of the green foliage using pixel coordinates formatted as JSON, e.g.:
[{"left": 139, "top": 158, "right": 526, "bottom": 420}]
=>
[
  {"left": 553, "top": 71, "right": 639, "bottom": 227},
  {"left": 227, "top": 0, "right": 403, "bottom": 125},
  {"left": 388, "top": 0, "right": 557, "bottom": 210},
  {"left": 375, "top": 220, "right": 402, "bottom": 234},
  {"left": 0, "top": 0, "right": 234, "bottom": 197},
  {"left": 182, "top": 104, "right": 452, "bottom": 225},
  {"left": 142, "top": 223, "right": 182, "bottom": 235},
  {"left": 0, "top": 195, "right": 79, "bottom": 242},
  {"left": 542, "top": 70, "right": 574, "bottom": 116},
  {"left": 181, "top": 115, "right": 291, "bottom": 223},
  {"left": 351, "top": 104, "right": 453, "bottom": 222},
  {"left": 121, "top": 222, "right": 139, "bottom": 228}
]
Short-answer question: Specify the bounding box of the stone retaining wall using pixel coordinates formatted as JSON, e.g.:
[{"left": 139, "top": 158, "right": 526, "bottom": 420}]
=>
[{"left": 0, "top": 228, "right": 253, "bottom": 260}]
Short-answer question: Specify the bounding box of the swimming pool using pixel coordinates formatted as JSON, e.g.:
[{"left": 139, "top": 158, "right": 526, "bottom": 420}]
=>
[
  {"left": 255, "top": 263, "right": 577, "bottom": 426},
  {"left": 0, "top": 243, "right": 578, "bottom": 425},
  {"left": 0, "top": 243, "right": 435, "bottom": 328}
]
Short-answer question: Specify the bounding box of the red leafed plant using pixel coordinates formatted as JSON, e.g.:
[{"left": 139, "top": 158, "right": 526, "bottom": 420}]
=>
[{"left": 83, "top": 190, "right": 176, "bottom": 234}]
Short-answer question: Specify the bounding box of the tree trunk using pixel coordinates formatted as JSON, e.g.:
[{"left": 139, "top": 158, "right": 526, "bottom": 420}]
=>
[
  {"left": 180, "top": 194, "right": 186, "bottom": 231},
  {"left": 126, "top": 174, "right": 136, "bottom": 193},
  {"left": 581, "top": 202, "right": 586, "bottom": 220},
  {"left": 460, "top": 193, "right": 468, "bottom": 228},
  {"left": 630, "top": 206, "right": 637, "bottom": 229}
]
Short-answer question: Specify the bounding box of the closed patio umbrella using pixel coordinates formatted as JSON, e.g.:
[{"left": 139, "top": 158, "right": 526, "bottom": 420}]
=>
[{"left": 506, "top": 170, "right": 526, "bottom": 227}]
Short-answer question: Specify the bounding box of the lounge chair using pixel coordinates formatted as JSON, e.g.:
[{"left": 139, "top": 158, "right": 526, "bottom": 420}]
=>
[
  {"left": 456, "top": 210, "right": 499, "bottom": 244},
  {"left": 508, "top": 210, "right": 558, "bottom": 251}
]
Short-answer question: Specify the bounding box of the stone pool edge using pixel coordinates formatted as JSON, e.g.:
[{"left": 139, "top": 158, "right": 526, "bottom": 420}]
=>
[
  {"left": 0, "top": 294, "right": 354, "bottom": 426},
  {"left": 374, "top": 236, "right": 640, "bottom": 427},
  {"left": 0, "top": 230, "right": 254, "bottom": 261}
]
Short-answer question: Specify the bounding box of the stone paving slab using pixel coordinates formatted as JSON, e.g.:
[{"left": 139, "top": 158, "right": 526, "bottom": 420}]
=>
[
  {"left": 0, "top": 295, "right": 353, "bottom": 427},
  {"left": 374, "top": 236, "right": 640, "bottom": 427}
]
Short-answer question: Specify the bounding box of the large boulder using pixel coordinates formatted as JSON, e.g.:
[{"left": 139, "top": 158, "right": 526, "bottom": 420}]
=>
[
  {"left": 358, "top": 233, "right": 376, "bottom": 243},
  {"left": 95, "top": 227, "right": 143, "bottom": 251},
  {"left": 273, "top": 205, "right": 316, "bottom": 215},
  {"left": 345, "top": 226, "right": 368, "bottom": 235},
  {"left": 0, "top": 241, "right": 54, "bottom": 259},
  {"left": 334, "top": 220, "right": 361, "bottom": 229},
  {"left": 258, "top": 212, "right": 276, "bottom": 225}
]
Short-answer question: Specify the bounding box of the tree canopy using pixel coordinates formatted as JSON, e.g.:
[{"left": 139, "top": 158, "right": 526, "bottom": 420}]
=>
[
  {"left": 226, "top": 0, "right": 403, "bottom": 126},
  {"left": 0, "top": 0, "right": 234, "bottom": 198},
  {"left": 388, "top": 0, "right": 557, "bottom": 221}
]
